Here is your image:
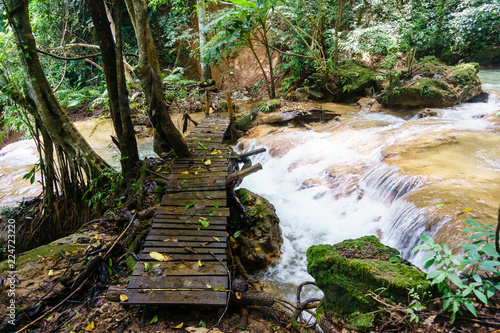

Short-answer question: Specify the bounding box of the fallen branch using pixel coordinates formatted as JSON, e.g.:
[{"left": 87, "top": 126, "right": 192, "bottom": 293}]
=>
[{"left": 226, "top": 163, "right": 262, "bottom": 186}]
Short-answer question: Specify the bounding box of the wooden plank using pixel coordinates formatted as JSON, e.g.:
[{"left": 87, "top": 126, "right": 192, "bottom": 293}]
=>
[
  {"left": 138, "top": 253, "right": 227, "bottom": 261},
  {"left": 155, "top": 214, "right": 227, "bottom": 222},
  {"left": 148, "top": 229, "right": 227, "bottom": 237},
  {"left": 151, "top": 223, "right": 227, "bottom": 231},
  {"left": 168, "top": 179, "right": 227, "bottom": 187},
  {"left": 156, "top": 206, "right": 229, "bottom": 216},
  {"left": 162, "top": 191, "right": 227, "bottom": 200},
  {"left": 146, "top": 234, "right": 227, "bottom": 243},
  {"left": 168, "top": 184, "right": 227, "bottom": 192},
  {"left": 160, "top": 198, "right": 227, "bottom": 207},
  {"left": 123, "top": 290, "right": 227, "bottom": 306},
  {"left": 128, "top": 275, "right": 228, "bottom": 289},
  {"left": 132, "top": 261, "right": 227, "bottom": 276},
  {"left": 141, "top": 246, "right": 226, "bottom": 254},
  {"left": 154, "top": 217, "right": 227, "bottom": 225},
  {"left": 169, "top": 172, "right": 227, "bottom": 179},
  {"left": 142, "top": 240, "right": 226, "bottom": 249}
]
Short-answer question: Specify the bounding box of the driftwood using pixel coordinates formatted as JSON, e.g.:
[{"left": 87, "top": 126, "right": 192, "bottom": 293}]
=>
[
  {"left": 226, "top": 164, "right": 262, "bottom": 186},
  {"left": 259, "top": 109, "right": 341, "bottom": 126},
  {"left": 230, "top": 291, "right": 275, "bottom": 307},
  {"left": 231, "top": 148, "right": 267, "bottom": 162}
]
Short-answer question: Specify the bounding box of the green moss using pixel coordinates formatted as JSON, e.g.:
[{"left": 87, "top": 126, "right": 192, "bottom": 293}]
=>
[
  {"left": 235, "top": 109, "right": 259, "bottom": 131},
  {"left": 0, "top": 244, "right": 86, "bottom": 273},
  {"left": 307, "top": 236, "right": 432, "bottom": 329},
  {"left": 258, "top": 99, "right": 281, "bottom": 113},
  {"left": 336, "top": 61, "right": 375, "bottom": 94},
  {"left": 397, "top": 77, "right": 454, "bottom": 98},
  {"left": 449, "top": 63, "right": 479, "bottom": 86},
  {"left": 416, "top": 56, "right": 447, "bottom": 75}
]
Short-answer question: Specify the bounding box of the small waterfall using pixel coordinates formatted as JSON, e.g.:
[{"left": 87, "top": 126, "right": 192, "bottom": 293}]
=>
[{"left": 361, "top": 163, "right": 427, "bottom": 204}]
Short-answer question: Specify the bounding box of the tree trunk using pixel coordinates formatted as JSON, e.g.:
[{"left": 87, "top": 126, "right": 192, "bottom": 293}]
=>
[
  {"left": 261, "top": 25, "right": 276, "bottom": 99},
  {"left": 84, "top": 0, "right": 140, "bottom": 180},
  {"left": 124, "top": 0, "right": 190, "bottom": 157},
  {"left": 197, "top": 0, "right": 211, "bottom": 81},
  {"left": 334, "top": 0, "right": 343, "bottom": 66},
  {"left": 3, "top": 0, "right": 109, "bottom": 189}
]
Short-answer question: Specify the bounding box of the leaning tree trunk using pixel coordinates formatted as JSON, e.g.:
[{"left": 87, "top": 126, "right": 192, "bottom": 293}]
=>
[
  {"left": 197, "top": 0, "right": 211, "bottom": 81},
  {"left": 84, "top": 0, "right": 140, "bottom": 181},
  {"left": 3, "top": 0, "right": 109, "bottom": 197},
  {"left": 125, "top": 0, "right": 190, "bottom": 157}
]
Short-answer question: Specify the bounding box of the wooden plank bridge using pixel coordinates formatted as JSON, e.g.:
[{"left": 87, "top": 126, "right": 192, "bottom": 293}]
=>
[{"left": 123, "top": 114, "right": 233, "bottom": 306}]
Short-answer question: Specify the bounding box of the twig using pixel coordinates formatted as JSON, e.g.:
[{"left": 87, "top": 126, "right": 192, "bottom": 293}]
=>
[
  {"left": 146, "top": 168, "right": 169, "bottom": 181},
  {"left": 208, "top": 251, "right": 231, "bottom": 333},
  {"left": 16, "top": 277, "right": 90, "bottom": 333},
  {"left": 104, "top": 212, "right": 137, "bottom": 258}
]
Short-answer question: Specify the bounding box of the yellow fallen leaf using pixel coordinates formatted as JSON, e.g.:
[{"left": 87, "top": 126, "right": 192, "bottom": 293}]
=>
[
  {"left": 182, "top": 171, "right": 189, "bottom": 174},
  {"left": 85, "top": 321, "right": 94, "bottom": 331},
  {"left": 149, "top": 252, "right": 172, "bottom": 262},
  {"left": 131, "top": 209, "right": 136, "bottom": 213},
  {"left": 255, "top": 248, "right": 261, "bottom": 251},
  {"left": 120, "top": 294, "right": 129, "bottom": 302},
  {"left": 198, "top": 259, "right": 204, "bottom": 267},
  {"left": 171, "top": 322, "right": 184, "bottom": 329},
  {"left": 48, "top": 269, "right": 54, "bottom": 276},
  {"left": 463, "top": 208, "right": 472, "bottom": 212},
  {"left": 206, "top": 283, "right": 212, "bottom": 288},
  {"left": 204, "top": 159, "right": 212, "bottom": 166},
  {"left": 213, "top": 286, "right": 226, "bottom": 291},
  {"left": 215, "top": 127, "right": 219, "bottom": 129}
]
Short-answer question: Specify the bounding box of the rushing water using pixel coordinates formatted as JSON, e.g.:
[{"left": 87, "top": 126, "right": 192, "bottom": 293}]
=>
[{"left": 236, "top": 70, "right": 500, "bottom": 300}]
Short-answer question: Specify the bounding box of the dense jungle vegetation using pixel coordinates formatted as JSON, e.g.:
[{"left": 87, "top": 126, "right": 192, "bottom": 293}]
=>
[{"left": 0, "top": 0, "right": 498, "bottom": 332}]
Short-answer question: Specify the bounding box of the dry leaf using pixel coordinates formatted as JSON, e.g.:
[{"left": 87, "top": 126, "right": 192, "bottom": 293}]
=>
[
  {"left": 48, "top": 269, "right": 54, "bottom": 276},
  {"left": 204, "top": 159, "right": 212, "bottom": 166},
  {"left": 171, "top": 322, "right": 184, "bottom": 329},
  {"left": 163, "top": 238, "right": 178, "bottom": 242},
  {"left": 182, "top": 171, "right": 189, "bottom": 174},
  {"left": 463, "top": 208, "right": 472, "bottom": 212},
  {"left": 206, "top": 283, "right": 212, "bottom": 288},
  {"left": 198, "top": 259, "right": 204, "bottom": 267},
  {"left": 149, "top": 252, "right": 172, "bottom": 262},
  {"left": 85, "top": 321, "right": 95, "bottom": 331},
  {"left": 255, "top": 247, "right": 261, "bottom": 251},
  {"left": 208, "top": 180, "right": 216, "bottom": 185},
  {"left": 184, "top": 246, "right": 198, "bottom": 254},
  {"left": 213, "top": 286, "right": 226, "bottom": 291},
  {"left": 119, "top": 294, "right": 129, "bottom": 302}
]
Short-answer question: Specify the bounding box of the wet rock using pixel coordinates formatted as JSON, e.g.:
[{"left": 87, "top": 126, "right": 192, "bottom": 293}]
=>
[
  {"left": 335, "top": 61, "right": 375, "bottom": 101},
  {"left": 416, "top": 108, "right": 442, "bottom": 118},
  {"left": 381, "top": 132, "right": 458, "bottom": 160},
  {"left": 381, "top": 57, "right": 482, "bottom": 108},
  {"left": 232, "top": 189, "right": 283, "bottom": 273},
  {"left": 286, "top": 91, "right": 309, "bottom": 102},
  {"left": 307, "top": 236, "right": 432, "bottom": 330},
  {"left": 357, "top": 97, "right": 382, "bottom": 112}
]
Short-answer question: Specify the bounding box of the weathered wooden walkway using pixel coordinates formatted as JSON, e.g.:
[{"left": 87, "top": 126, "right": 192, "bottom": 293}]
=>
[{"left": 124, "top": 114, "right": 232, "bottom": 306}]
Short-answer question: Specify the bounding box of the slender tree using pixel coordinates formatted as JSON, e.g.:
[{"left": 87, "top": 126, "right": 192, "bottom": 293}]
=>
[
  {"left": 1, "top": 0, "right": 111, "bottom": 244},
  {"left": 124, "top": 0, "right": 190, "bottom": 157},
  {"left": 197, "top": 0, "right": 211, "bottom": 81},
  {"left": 84, "top": 0, "right": 140, "bottom": 180}
]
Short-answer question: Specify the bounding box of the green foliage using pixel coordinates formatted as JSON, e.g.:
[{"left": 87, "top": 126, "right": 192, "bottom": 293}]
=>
[
  {"left": 412, "top": 219, "right": 500, "bottom": 323},
  {"left": 56, "top": 86, "right": 105, "bottom": 109},
  {"left": 163, "top": 67, "right": 197, "bottom": 102},
  {"left": 258, "top": 99, "right": 280, "bottom": 113},
  {"left": 83, "top": 167, "right": 124, "bottom": 214}
]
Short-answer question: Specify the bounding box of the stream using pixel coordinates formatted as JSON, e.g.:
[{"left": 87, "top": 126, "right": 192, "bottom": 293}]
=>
[
  {"left": 236, "top": 70, "right": 500, "bottom": 299},
  {"left": 0, "top": 70, "right": 499, "bottom": 304}
]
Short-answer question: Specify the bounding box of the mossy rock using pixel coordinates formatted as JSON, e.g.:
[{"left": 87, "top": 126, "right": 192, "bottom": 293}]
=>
[
  {"left": 232, "top": 188, "right": 283, "bottom": 273},
  {"left": 307, "top": 236, "right": 432, "bottom": 329},
  {"left": 235, "top": 109, "right": 260, "bottom": 131},
  {"left": 335, "top": 61, "right": 375, "bottom": 100},
  {"left": 0, "top": 243, "right": 86, "bottom": 274},
  {"left": 382, "top": 58, "right": 482, "bottom": 107}
]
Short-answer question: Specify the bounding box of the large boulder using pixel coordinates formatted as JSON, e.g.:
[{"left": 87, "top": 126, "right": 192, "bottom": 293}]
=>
[
  {"left": 307, "top": 236, "right": 432, "bottom": 329},
  {"left": 231, "top": 189, "right": 283, "bottom": 273},
  {"left": 381, "top": 57, "right": 482, "bottom": 108}
]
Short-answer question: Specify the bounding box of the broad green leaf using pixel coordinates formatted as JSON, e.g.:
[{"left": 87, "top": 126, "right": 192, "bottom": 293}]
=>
[
  {"left": 198, "top": 217, "right": 210, "bottom": 227},
  {"left": 423, "top": 259, "right": 435, "bottom": 270},
  {"left": 412, "top": 244, "right": 432, "bottom": 253},
  {"left": 150, "top": 315, "right": 159, "bottom": 324},
  {"left": 420, "top": 235, "right": 435, "bottom": 245},
  {"left": 477, "top": 260, "right": 500, "bottom": 271},
  {"left": 464, "top": 218, "right": 481, "bottom": 227},
  {"left": 481, "top": 243, "right": 500, "bottom": 257},
  {"left": 427, "top": 269, "right": 443, "bottom": 279},
  {"left": 473, "top": 289, "right": 488, "bottom": 304},
  {"left": 447, "top": 273, "right": 464, "bottom": 288},
  {"left": 233, "top": 230, "right": 242, "bottom": 238},
  {"left": 461, "top": 243, "right": 479, "bottom": 252},
  {"left": 421, "top": 250, "right": 436, "bottom": 263},
  {"left": 463, "top": 300, "right": 478, "bottom": 317}
]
